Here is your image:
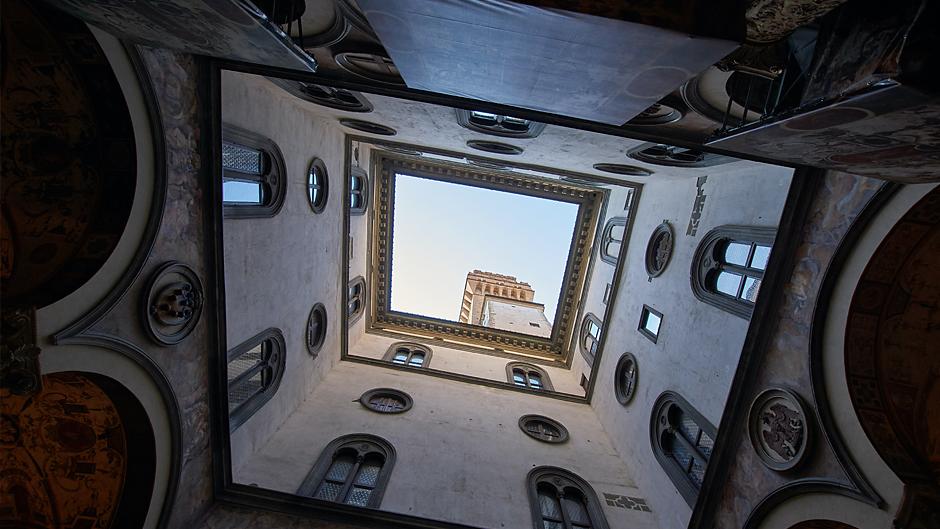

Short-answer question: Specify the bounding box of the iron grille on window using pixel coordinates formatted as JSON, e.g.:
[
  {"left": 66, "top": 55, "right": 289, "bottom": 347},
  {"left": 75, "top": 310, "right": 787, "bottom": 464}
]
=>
[
  {"left": 221, "top": 124, "right": 286, "bottom": 218},
  {"left": 528, "top": 467, "right": 610, "bottom": 529},
  {"left": 298, "top": 434, "right": 396, "bottom": 509},
  {"left": 227, "top": 328, "right": 285, "bottom": 430},
  {"left": 650, "top": 391, "right": 717, "bottom": 507}
]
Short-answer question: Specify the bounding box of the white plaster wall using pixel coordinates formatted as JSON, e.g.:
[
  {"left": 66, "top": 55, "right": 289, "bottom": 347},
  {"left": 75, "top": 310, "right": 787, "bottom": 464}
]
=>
[
  {"left": 237, "top": 361, "right": 658, "bottom": 529},
  {"left": 221, "top": 71, "right": 346, "bottom": 469},
  {"left": 591, "top": 163, "right": 793, "bottom": 529},
  {"left": 351, "top": 333, "right": 584, "bottom": 395},
  {"left": 348, "top": 141, "right": 374, "bottom": 353}
]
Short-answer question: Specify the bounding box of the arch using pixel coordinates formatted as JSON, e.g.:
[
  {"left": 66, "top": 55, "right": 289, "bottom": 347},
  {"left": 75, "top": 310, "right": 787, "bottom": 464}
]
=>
[
  {"left": 841, "top": 185, "right": 940, "bottom": 523},
  {"left": 690, "top": 225, "right": 776, "bottom": 319},
  {"left": 347, "top": 276, "right": 366, "bottom": 326},
  {"left": 0, "top": 372, "right": 157, "bottom": 529},
  {"left": 40, "top": 341, "right": 180, "bottom": 529},
  {"left": 297, "top": 433, "right": 396, "bottom": 508},
  {"left": 506, "top": 362, "right": 554, "bottom": 391},
  {"left": 527, "top": 466, "right": 610, "bottom": 529},
  {"left": 349, "top": 166, "right": 370, "bottom": 215},
  {"left": 599, "top": 217, "right": 628, "bottom": 265},
  {"left": 382, "top": 342, "right": 432, "bottom": 368},
  {"left": 3, "top": 2, "right": 141, "bottom": 310},
  {"left": 306, "top": 157, "right": 329, "bottom": 214},
  {"left": 580, "top": 313, "right": 603, "bottom": 366}
]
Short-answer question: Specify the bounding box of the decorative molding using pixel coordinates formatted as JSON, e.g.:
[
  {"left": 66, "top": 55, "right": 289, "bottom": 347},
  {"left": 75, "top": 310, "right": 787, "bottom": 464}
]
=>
[
  {"left": 141, "top": 261, "right": 204, "bottom": 346},
  {"left": 645, "top": 221, "right": 674, "bottom": 278},
  {"left": 748, "top": 386, "right": 813, "bottom": 472},
  {"left": 742, "top": 479, "right": 877, "bottom": 529},
  {"left": 519, "top": 414, "right": 569, "bottom": 444},
  {"left": 0, "top": 308, "right": 42, "bottom": 396},
  {"left": 359, "top": 388, "right": 413, "bottom": 414},
  {"left": 369, "top": 152, "right": 602, "bottom": 361}
]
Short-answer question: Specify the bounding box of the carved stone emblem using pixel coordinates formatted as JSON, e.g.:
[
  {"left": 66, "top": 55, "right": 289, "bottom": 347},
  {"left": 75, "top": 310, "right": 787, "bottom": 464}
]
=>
[
  {"left": 645, "top": 221, "right": 674, "bottom": 278},
  {"left": 748, "top": 387, "right": 812, "bottom": 471},
  {"left": 142, "top": 261, "right": 203, "bottom": 346}
]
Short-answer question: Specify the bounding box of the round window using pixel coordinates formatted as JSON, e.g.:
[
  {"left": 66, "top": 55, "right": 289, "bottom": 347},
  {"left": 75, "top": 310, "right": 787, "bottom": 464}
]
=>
[
  {"left": 306, "top": 303, "right": 327, "bottom": 356},
  {"left": 307, "top": 158, "right": 329, "bottom": 213},
  {"left": 614, "top": 353, "right": 638, "bottom": 405},
  {"left": 519, "top": 414, "right": 569, "bottom": 444},
  {"left": 359, "top": 388, "right": 413, "bottom": 414}
]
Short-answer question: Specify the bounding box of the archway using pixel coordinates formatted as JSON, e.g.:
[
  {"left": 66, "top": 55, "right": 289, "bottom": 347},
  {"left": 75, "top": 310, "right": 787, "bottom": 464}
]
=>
[{"left": 0, "top": 372, "right": 156, "bottom": 528}]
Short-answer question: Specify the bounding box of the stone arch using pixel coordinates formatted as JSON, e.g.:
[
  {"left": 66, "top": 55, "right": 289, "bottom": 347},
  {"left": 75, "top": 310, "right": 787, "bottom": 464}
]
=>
[
  {"left": 0, "top": 371, "right": 157, "bottom": 529},
  {"left": 841, "top": 185, "right": 940, "bottom": 525}
]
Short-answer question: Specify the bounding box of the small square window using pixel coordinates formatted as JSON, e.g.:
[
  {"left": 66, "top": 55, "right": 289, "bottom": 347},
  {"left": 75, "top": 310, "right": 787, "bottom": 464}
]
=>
[{"left": 638, "top": 304, "right": 663, "bottom": 343}]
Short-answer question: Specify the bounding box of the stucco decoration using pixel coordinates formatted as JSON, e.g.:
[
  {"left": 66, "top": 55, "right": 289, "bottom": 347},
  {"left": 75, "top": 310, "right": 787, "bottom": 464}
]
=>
[
  {"left": 0, "top": 373, "right": 127, "bottom": 529},
  {"left": 50, "top": 0, "right": 316, "bottom": 72},
  {"left": 645, "top": 221, "right": 674, "bottom": 278},
  {"left": 748, "top": 387, "right": 812, "bottom": 471},
  {"left": 844, "top": 185, "right": 940, "bottom": 525},
  {"left": 745, "top": 0, "right": 849, "bottom": 44},
  {"left": 1, "top": 0, "right": 136, "bottom": 309},
  {"left": 142, "top": 261, "right": 204, "bottom": 346}
]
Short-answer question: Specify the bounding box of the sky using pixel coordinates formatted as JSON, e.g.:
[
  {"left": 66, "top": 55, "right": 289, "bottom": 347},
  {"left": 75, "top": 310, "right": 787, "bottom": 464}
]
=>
[{"left": 390, "top": 173, "right": 579, "bottom": 323}]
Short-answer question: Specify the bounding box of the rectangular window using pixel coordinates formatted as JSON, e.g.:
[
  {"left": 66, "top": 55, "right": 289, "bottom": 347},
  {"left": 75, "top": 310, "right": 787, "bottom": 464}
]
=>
[{"left": 638, "top": 304, "right": 663, "bottom": 343}]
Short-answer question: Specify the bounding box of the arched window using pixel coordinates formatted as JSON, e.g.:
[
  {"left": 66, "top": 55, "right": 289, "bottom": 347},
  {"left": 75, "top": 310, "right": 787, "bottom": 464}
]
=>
[
  {"left": 221, "top": 124, "right": 286, "bottom": 218},
  {"left": 349, "top": 166, "right": 369, "bottom": 215},
  {"left": 307, "top": 158, "right": 329, "bottom": 213},
  {"left": 306, "top": 303, "right": 327, "bottom": 357},
  {"left": 527, "top": 467, "right": 610, "bottom": 529},
  {"left": 506, "top": 362, "right": 553, "bottom": 391},
  {"left": 227, "top": 328, "right": 286, "bottom": 430},
  {"left": 347, "top": 276, "right": 366, "bottom": 326},
  {"left": 650, "top": 391, "right": 717, "bottom": 507},
  {"left": 383, "top": 342, "right": 432, "bottom": 368},
  {"left": 599, "top": 217, "right": 627, "bottom": 265},
  {"left": 691, "top": 225, "right": 776, "bottom": 319},
  {"left": 580, "top": 313, "right": 603, "bottom": 366},
  {"left": 455, "top": 109, "right": 546, "bottom": 138},
  {"left": 297, "top": 434, "right": 396, "bottom": 508}
]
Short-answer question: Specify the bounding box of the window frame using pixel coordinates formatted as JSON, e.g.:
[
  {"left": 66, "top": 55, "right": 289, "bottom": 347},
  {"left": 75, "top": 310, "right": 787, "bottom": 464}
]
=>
[
  {"left": 580, "top": 313, "right": 603, "bottom": 366},
  {"left": 613, "top": 352, "right": 638, "bottom": 406},
  {"left": 226, "top": 328, "right": 286, "bottom": 431},
  {"left": 347, "top": 276, "right": 366, "bottom": 326},
  {"left": 307, "top": 157, "right": 329, "bottom": 214},
  {"left": 506, "top": 362, "right": 554, "bottom": 391},
  {"left": 690, "top": 225, "right": 776, "bottom": 319},
  {"left": 650, "top": 391, "right": 717, "bottom": 507},
  {"left": 349, "top": 166, "right": 370, "bottom": 215},
  {"left": 297, "top": 434, "right": 396, "bottom": 509},
  {"left": 519, "top": 414, "right": 569, "bottom": 444},
  {"left": 455, "top": 108, "right": 546, "bottom": 138},
  {"left": 358, "top": 388, "right": 413, "bottom": 414},
  {"left": 638, "top": 305, "right": 663, "bottom": 344},
  {"left": 527, "top": 466, "right": 611, "bottom": 529},
  {"left": 599, "top": 217, "right": 627, "bottom": 265},
  {"left": 221, "top": 123, "right": 287, "bottom": 219},
  {"left": 382, "top": 342, "right": 432, "bottom": 368},
  {"left": 306, "top": 303, "right": 327, "bottom": 357}
]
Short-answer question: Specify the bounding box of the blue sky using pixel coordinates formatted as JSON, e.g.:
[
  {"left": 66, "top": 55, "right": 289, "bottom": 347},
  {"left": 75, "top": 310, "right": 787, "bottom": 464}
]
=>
[{"left": 390, "top": 173, "right": 578, "bottom": 322}]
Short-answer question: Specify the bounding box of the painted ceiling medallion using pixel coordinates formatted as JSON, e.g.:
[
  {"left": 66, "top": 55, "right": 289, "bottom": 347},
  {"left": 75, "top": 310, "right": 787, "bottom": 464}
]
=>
[
  {"left": 339, "top": 118, "right": 397, "bottom": 136},
  {"left": 592, "top": 163, "right": 653, "bottom": 176},
  {"left": 645, "top": 221, "right": 674, "bottom": 278},
  {"left": 334, "top": 52, "right": 405, "bottom": 86},
  {"left": 627, "top": 102, "right": 683, "bottom": 126},
  {"left": 466, "top": 139, "right": 524, "bottom": 155},
  {"left": 748, "top": 387, "right": 812, "bottom": 471},
  {"left": 142, "top": 261, "right": 204, "bottom": 346}
]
